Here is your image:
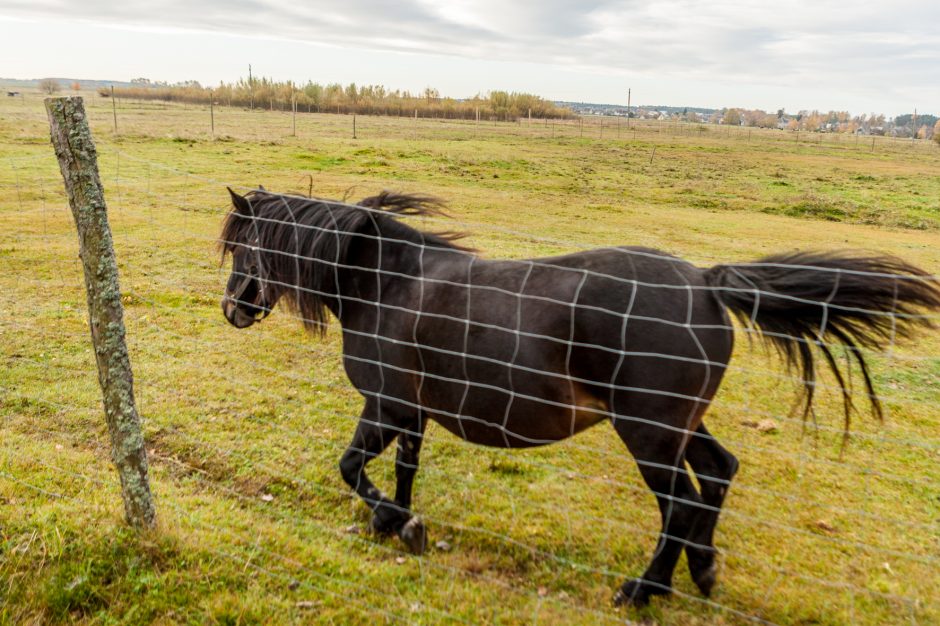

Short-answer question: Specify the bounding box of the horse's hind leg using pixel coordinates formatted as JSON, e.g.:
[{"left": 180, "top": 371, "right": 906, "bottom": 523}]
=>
[
  {"left": 612, "top": 417, "right": 705, "bottom": 607},
  {"left": 338, "top": 402, "right": 425, "bottom": 553},
  {"left": 683, "top": 423, "right": 738, "bottom": 596}
]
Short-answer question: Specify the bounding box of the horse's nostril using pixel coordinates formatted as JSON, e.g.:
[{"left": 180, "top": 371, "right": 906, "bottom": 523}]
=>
[{"left": 221, "top": 297, "right": 235, "bottom": 318}]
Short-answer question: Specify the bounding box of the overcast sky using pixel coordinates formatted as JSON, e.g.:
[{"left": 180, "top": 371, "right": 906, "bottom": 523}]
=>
[{"left": 2, "top": 1, "right": 938, "bottom": 115}]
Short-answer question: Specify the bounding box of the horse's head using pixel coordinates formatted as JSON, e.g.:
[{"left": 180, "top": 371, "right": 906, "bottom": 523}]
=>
[{"left": 220, "top": 188, "right": 275, "bottom": 329}]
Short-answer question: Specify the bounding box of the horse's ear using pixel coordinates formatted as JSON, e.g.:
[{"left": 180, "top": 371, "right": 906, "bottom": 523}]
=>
[
  {"left": 258, "top": 184, "right": 266, "bottom": 191},
  {"left": 227, "top": 187, "right": 251, "bottom": 214}
]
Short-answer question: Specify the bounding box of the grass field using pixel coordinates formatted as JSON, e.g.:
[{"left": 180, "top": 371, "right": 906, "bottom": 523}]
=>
[{"left": 1, "top": 91, "right": 938, "bottom": 625}]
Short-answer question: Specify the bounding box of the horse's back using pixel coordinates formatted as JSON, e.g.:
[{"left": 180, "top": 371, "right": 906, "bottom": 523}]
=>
[{"left": 355, "top": 245, "right": 732, "bottom": 446}]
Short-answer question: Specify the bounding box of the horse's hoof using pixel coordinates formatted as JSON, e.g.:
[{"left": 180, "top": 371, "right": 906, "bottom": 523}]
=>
[
  {"left": 399, "top": 516, "right": 427, "bottom": 555},
  {"left": 371, "top": 505, "right": 409, "bottom": 535},
  {"left": 613, "top": 579, "right": 670, "bottom": 608},
  {"left": 692, "top": 562, "right": 718, "bottom": 597},
  {"left": 370, "top": 513, "right": 395, "bottom": 535}
]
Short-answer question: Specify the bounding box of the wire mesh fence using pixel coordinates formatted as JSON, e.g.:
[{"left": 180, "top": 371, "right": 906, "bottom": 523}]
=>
[{"left": 2, "top": 97, "right": 939, "bottom": 624}]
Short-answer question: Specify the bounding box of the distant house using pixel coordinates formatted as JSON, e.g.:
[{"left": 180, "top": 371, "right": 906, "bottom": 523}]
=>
[{"left": 7, "top": 91, "right": 20, "bottom": 97}]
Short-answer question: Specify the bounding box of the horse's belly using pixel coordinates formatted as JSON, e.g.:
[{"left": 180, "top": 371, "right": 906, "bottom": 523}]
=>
[{"left": 424, "top": 383, "right": 609, "bottom": 448}]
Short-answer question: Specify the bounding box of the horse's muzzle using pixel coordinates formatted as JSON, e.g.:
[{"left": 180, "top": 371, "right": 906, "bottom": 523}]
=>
[{"left": 222, "top": 296, "right": 259, "bottom": 328}]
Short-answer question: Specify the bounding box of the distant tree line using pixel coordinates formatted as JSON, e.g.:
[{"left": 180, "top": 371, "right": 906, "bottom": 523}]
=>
[
  {"left": 103, "top": 77, "right": 575, "bottom": 122},
  {"left": 691, "top": 108, "right": 935, "bottom": 138},
  {"left": 585, "top": 103, "right": 937, "bottom": 139}
]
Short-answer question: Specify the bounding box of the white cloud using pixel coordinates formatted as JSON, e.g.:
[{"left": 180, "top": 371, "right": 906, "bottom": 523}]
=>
[{"left": 2, "top": 0, "right": 938, "bottom": 112}]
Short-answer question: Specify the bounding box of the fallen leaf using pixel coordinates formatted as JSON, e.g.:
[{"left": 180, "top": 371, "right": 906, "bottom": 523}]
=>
[
  {"left": 756, "top": 419, "right": 779, "bottom": 433},
  {"left": 434, "top": 540, "right": 452, "bottom": 551},
  {"left": 260, "top": 493, "right": 274, "bottom": 502},
  {"left": 815, "top": 519, "right": 835, "bottom": 532},
  {"left": 395, "top": 556, "right": 407, "bottom": 565}
]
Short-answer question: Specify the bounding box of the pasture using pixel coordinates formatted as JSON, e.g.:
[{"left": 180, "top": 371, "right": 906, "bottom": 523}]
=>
[{"left": 1, "top": 91, "right": 938, "bottom": 625}]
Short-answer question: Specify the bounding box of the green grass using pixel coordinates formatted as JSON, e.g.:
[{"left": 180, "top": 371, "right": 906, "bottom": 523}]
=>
[{"left": 1, "top": 91, "right": 938, "bottom": 624}]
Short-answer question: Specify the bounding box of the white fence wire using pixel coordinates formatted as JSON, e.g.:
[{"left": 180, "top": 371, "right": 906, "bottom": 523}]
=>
[{"left": 2, "top": 142, "right": 939, "bottom": 624}]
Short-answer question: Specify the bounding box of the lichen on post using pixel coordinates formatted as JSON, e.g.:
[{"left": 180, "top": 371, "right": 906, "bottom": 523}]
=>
[{"left": 45, "top": 96, "right": 156, "bottom": 529}]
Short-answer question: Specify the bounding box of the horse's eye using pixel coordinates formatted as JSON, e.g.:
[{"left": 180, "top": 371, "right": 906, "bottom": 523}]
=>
[{"left": 248, "top": 265, "right": 259, "bottom": 276}]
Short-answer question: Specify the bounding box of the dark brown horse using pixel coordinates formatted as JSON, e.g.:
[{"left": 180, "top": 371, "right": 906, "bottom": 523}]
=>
[{"left": 219, "top": 188, "right": 940, "bottom": 607}]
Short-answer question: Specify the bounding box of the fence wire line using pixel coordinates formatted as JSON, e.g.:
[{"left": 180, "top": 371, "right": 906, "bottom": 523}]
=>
[
  {"left": 9, "top": 174, "right": 939, "bottom": 492},
  {"left": 7, "top": 166, "right": 940, "bottom": 478},
  {"left": 1, "top": 405, "right": 920, "bottom": 620},
  {"left": 17, "top": 170, "right": 940, "bottom": 453},
  {"left": 88, "top": 278, "right": 940, "bottom": 492},
  {"left": 9, "top": 300, "right": 937, "bottom": 562},
  {"left": 124, "top": 177, "right": 940, "bottom": 603},
  {"left": 0, "top": 469, "right": 423, "bottom": 623},
  {"left": 1, "top": 413, "right": 756, "bottom": 624},
  {"left": 4, "top": 144, "right": 938, "bottom": 623},
  {"left": 13, "top": 151, "right": 940, "bottom": 313},
  {"left": 54, "top": 144, "right": 940, "bottom": 285},
  {"left": 8, "top": 238, "right": 939, "bottom": 416},
  {"left": 16, "top": 334, "right": 938, "bottom": 520},
  {"left": 12, "top": 322, "right": 939, "bottom": 538},
  {"left": 2, "top": 421, "right": 921, "bottom": 626}
]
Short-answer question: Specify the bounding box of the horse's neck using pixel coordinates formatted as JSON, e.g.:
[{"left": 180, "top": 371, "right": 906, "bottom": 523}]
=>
[{"left": 331, "top": 228, "right": 424, "bottom": 324}]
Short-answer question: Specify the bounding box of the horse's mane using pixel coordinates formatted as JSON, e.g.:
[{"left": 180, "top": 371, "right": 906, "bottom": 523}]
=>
[{"left": 220, "top": 190, "right": 472, "bottom": 333}]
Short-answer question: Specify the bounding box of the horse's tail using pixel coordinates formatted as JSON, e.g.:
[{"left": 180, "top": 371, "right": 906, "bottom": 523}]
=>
[{"left": 703, "top": 251, "right": 940, "bottom": 427}]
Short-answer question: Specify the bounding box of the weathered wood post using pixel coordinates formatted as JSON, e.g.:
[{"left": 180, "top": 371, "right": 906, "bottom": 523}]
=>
[
  {"left": 45, "top": 96, "right": 156, "bottom": 530},
  {"left": 110, "top": 85, "right": 118, "bottom": 134}
]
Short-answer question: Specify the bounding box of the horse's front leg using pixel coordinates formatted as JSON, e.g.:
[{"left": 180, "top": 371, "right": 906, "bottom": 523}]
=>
[
  {"left": 338, "top": 403, "right": 425, "bottom": 553},
  {"left": 390, "top": 414, "right": 428, "bottom": 554}
]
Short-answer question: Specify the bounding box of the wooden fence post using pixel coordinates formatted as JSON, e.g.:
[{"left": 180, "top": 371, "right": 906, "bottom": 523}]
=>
[
  {"left": 44, "top": 96, "right": 156, "bottom": 530},
  {"left": 110, "top": 85, "right": 118, "bottom": 134}
]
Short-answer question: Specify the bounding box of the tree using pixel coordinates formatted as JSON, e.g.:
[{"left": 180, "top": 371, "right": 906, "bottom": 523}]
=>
[
  {"left": 39, "top": 78, "right": 61, "bottom": 94},
  {"left": 757, "top": 114, "right": 778, "bottom": 128},
  {"left": 71, "top": 81, "right": 81, "bottom": 93},
  {"left": 722, "top": 108, "right": 742, "bottom": 126},
  {"left": 933, "top": 120, "right": 940, "bottom": 145}
]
